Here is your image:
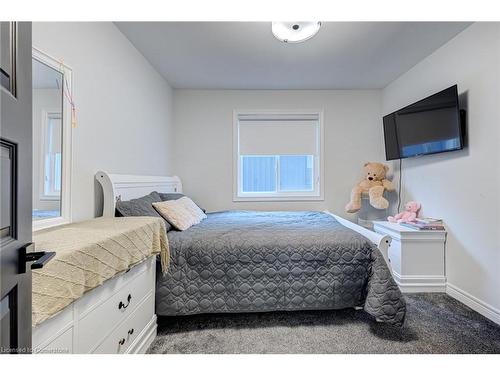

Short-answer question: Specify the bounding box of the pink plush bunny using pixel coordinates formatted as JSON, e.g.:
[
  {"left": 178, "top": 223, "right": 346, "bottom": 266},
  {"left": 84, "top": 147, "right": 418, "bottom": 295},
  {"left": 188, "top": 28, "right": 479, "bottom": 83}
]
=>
[{"left": 388, "top": 201, "right": 421, "bottom": 223}]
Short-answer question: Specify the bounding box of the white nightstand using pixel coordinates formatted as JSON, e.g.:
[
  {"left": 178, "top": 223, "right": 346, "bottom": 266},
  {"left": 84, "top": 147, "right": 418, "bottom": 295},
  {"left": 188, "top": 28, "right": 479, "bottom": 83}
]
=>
[{"left": 373, "top": 221, "right": 447, "bottom": 293}]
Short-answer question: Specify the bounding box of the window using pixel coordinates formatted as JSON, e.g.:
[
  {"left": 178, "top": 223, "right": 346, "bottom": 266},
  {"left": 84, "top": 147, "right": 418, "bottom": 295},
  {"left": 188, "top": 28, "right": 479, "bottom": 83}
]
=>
[
  {"left": 32, "top": 48, "right": 72, "bottom": 231},
  {"left": 41, "top": 112, "right": 62, "bottom": 199},
  {"left": 234, "top": 111, "right": 323, "bottom": 201}
]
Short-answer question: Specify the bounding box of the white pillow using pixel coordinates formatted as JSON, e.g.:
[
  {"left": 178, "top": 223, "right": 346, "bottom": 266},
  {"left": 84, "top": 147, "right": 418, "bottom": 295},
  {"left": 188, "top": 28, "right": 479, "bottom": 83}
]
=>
[
  {"left": 153, "top": 197, "right": 206, "bottom": 231},
  {"left": 178, "top": 196, "right": 207, "bottom": 222}
]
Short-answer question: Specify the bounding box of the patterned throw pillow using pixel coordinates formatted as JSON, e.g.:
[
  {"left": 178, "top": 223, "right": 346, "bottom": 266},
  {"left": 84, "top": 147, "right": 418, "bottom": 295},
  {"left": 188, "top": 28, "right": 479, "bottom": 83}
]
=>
[
  {"left": 180, "top": 196, "right": 207, "bottom": 221},
  {"left": 158, "top": 192, "right": 206, "bottom": 213},
  {"left": 153, "top": 197, "right": 207, "bottom": 231}
]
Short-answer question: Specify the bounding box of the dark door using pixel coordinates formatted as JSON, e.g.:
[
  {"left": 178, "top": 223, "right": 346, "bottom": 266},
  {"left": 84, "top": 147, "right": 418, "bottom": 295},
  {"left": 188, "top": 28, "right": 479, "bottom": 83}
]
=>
[{"left": 1, "top": 22, "right": 33, "bottom": 354}]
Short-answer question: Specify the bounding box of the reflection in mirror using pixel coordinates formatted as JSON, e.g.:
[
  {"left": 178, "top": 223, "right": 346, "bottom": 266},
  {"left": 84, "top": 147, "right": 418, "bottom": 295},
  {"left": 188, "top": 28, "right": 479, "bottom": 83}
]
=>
[{"left": 32, "top": 58, "right": 64, "bottom": 222}]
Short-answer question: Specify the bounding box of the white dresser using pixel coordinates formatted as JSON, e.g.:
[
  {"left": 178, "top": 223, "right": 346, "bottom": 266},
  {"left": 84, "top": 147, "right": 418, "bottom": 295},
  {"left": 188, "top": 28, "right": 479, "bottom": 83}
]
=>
[
  {"left": 373, "top": 221, "right": 447, "bottom": 293},
  {"left": 33, "top": 256, "right": 157, "bottom": 354}
]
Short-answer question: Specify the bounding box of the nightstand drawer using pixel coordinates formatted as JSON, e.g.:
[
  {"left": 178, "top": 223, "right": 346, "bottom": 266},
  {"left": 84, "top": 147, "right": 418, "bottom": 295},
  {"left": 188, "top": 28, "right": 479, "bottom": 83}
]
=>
[
  {"left": 78, "top": 260, "right": 154, "bottom": 353},
  {"left": 92, "top": 292, "right": 154, "bottom": 354}
]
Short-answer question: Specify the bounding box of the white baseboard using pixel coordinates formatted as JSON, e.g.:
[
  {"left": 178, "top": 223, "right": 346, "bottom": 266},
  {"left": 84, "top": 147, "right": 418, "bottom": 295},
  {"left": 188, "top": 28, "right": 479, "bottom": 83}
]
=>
[
  {"left": 446, "top": 283, "right": 500, "bottom": 326},
  {"left": 127, "top": 315, "right": 157, "bottom": 354},
  {"left": 393, "top": 271, "right": 446, "bottom": 293}
]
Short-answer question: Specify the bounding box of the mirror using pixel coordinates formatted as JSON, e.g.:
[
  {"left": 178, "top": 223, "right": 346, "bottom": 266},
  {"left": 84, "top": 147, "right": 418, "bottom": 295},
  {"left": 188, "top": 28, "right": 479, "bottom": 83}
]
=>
[{"left": 32, "top": 58, "right": 64, "bottom": 222}]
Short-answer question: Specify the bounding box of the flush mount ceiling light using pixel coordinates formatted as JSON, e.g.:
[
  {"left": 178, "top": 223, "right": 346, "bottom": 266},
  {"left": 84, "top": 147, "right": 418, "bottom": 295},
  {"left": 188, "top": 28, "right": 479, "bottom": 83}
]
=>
[{"left": 272, "top": 22, "right": 322, "bottom": 43}]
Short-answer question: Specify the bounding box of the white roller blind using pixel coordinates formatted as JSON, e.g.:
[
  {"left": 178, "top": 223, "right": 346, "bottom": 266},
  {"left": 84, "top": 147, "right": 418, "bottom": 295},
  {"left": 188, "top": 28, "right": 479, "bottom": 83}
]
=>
[{"left": 238, "top": 116, "right": 319, "bottom": 155}]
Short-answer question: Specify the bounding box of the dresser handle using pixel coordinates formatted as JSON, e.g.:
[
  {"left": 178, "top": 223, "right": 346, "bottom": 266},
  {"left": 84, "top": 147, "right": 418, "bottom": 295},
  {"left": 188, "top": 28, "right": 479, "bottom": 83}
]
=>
[
  {"left": 118, "top": 294, "right": 132, "bottom": 310},
  {"left": 128, "top": 328, "right": 134, "bottom": 336},
  {"left": 118, "top": 338, "right": 126, "bottom": 346}
]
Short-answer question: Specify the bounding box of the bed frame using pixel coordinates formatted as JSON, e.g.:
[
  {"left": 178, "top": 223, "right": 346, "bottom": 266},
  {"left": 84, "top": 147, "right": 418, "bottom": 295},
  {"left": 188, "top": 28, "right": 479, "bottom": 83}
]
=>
[
  {"left": 95, "top": 171, "right": 392, "bottom": 268},
  {"left": 95, "top": 171, "right": 183, "bottom": 217}
]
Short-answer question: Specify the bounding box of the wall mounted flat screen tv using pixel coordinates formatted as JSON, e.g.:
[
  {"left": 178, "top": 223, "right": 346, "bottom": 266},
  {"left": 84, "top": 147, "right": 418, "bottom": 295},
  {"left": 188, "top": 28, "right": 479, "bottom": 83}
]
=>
[{"left": 383, "top": 85, "right": 463, "bottom": 160}]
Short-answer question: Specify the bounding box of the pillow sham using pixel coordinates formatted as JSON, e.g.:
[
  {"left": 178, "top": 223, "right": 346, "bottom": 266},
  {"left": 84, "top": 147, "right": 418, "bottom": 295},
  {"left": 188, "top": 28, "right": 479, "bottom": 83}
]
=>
[
  {"left": 115, "top": 191, "right": 172, "bottom": 232},
  {"left": 153, "top": 197, "right": 207, "bottom": 231}
]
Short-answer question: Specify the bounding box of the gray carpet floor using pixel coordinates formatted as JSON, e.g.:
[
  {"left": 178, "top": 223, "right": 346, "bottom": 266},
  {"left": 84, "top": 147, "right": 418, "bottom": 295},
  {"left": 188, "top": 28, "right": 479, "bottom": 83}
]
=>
[{"left": 148, "top": 294, "right": 500, "bottom": 354}]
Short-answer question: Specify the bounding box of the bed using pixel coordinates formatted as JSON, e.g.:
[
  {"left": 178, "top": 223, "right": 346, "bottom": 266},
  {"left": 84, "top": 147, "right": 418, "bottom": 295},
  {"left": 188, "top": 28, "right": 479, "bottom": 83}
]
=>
[{"left": 96, "top": 172, "right": 406, "bottom": 326}]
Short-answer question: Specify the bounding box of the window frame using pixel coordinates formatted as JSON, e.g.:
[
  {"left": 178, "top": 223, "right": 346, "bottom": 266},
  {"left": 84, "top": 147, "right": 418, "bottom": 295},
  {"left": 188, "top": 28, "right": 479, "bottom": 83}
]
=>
[
  {"left": 233, "top": 110, "right": 324, "bottom": 202},
  {"left": 32, "top": 47, "right": 73, "bottom": 232}
]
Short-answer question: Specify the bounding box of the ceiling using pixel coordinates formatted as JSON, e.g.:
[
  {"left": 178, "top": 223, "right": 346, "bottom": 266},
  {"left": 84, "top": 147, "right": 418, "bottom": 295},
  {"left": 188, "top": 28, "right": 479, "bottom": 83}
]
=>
[{"left": 116, "top": 22, "right": 471, "bottom": 90}]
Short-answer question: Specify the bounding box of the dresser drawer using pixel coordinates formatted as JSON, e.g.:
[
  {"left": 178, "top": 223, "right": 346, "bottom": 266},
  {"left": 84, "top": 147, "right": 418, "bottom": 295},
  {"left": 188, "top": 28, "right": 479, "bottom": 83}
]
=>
[
  {"left": 33, "top": 303, "right": 73, "bottom": 350},
  {"left": 93, "top": 292, "right": 154, "bottom": 354},
  {"left": 34, "top": 327, "right": 73, "bottom": 354},
  {"left": 78, "top": 261, "right": 155, "bottom": 353}
]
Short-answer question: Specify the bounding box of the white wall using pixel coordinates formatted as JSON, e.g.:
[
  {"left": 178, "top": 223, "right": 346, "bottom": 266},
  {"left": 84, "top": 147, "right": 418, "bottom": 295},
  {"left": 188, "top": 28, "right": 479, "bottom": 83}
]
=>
[
  {"left": 173, "top": 90, "right": 386, "bottom": 215},
  {"left": 33, "top": 22, "right": 174, "bottom": 221},
  {"left": 382, "top": 23, "right": 500, "bottom": 318}
]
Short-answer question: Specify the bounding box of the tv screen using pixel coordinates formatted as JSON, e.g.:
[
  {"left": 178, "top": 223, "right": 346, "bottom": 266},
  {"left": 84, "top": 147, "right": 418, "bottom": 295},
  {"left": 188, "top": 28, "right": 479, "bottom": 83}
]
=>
[{"left": 383, "top": 85, "right": 463, "bottom": 160}]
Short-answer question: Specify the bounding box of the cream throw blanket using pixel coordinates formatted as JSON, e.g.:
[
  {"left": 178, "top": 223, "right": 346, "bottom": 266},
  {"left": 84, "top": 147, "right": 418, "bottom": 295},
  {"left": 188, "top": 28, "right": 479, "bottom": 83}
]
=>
[{"left": 32, "top": 217, "right": 169, "bottom": 327}]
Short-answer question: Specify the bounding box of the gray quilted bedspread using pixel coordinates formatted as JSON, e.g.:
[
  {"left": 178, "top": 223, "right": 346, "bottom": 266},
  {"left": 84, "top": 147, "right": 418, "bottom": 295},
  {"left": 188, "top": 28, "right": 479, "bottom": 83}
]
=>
[{"left": 156, "top": 211, "right": 406, "bottom": 325}]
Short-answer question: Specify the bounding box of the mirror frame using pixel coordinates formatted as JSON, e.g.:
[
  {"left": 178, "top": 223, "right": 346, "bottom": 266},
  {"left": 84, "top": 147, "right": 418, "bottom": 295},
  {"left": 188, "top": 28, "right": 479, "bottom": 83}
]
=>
[
  {"left": 0, "top": 22, "right": 18, "bottom": 98},
  {"left": 32, "top": 47, "right": 73, "bottom": 231}
]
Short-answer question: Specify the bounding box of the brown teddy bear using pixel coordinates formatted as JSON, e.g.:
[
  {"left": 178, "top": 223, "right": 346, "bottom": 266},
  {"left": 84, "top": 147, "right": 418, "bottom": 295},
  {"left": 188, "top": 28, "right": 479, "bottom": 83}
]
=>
[{"left": 345, "top": 162, "right": 395, "bottom": 213}]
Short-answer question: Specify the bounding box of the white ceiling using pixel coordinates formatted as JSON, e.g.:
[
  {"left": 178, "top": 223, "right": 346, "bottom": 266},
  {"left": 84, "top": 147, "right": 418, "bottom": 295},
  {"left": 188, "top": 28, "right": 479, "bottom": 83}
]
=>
[{"left": 116, "top": 22, "right": 471, "bottom": 90}]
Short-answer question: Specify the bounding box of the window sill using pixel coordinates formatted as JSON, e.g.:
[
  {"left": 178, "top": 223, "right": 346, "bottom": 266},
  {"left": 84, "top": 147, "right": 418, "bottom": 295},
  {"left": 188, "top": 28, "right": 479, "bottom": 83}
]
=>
[
  {"left": 233, "top": 195, "right": 324, "bottom": 202},
  {"left": 39, "top": 195, "right": 61, "bottom": 201},
  {"left": 33, "top": 217, "right": 70, "bottom": 232}
]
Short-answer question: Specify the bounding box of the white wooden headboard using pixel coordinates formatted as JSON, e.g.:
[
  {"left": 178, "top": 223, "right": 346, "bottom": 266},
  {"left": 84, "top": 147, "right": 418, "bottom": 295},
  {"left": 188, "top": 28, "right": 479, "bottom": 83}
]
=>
[{"left": 95, "top": 171, "right": 183, "bottom": 217}]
